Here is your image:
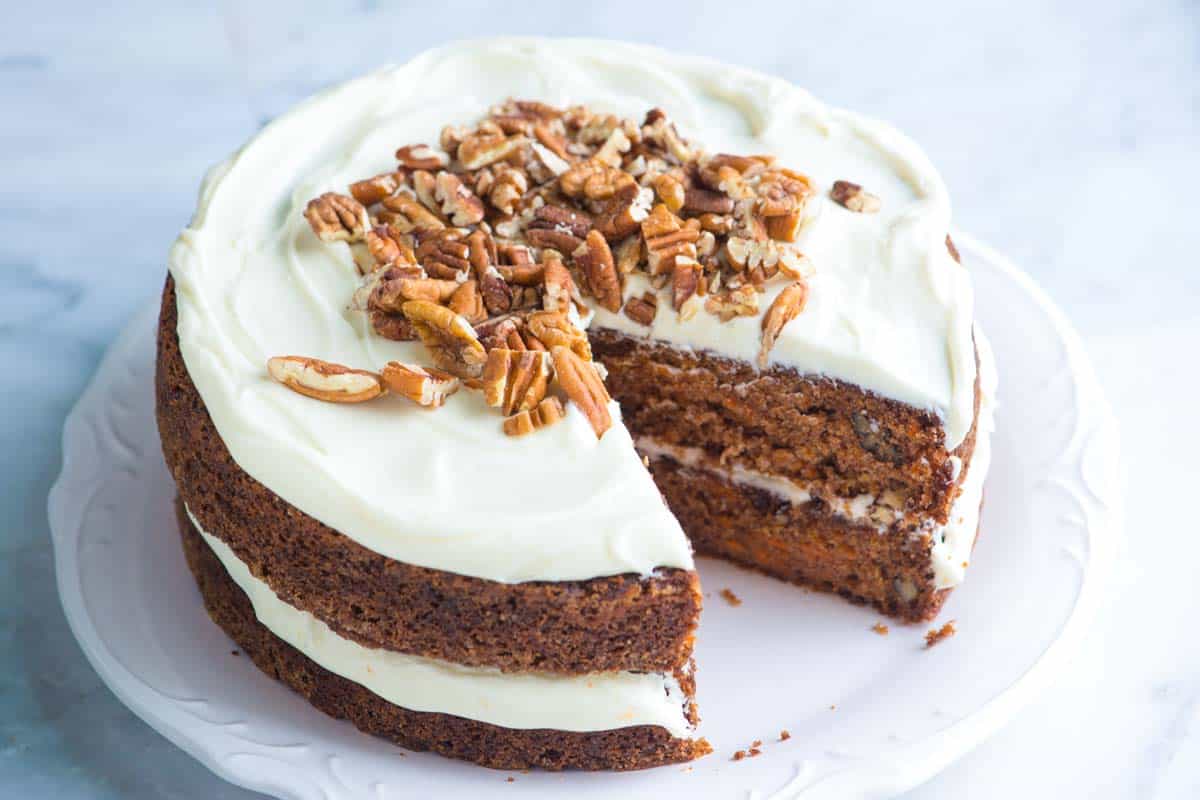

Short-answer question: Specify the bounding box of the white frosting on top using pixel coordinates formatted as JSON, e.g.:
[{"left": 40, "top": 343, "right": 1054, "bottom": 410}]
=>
[
  {"left": 168, "top": 38, "right": 977, "bottom": 584},
  {"left": 189, "top": 508, "right": 692, "bottom": 736}
]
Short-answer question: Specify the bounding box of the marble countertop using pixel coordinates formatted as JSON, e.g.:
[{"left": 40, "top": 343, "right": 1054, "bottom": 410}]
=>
[{"left": 2, "top": 1, "right": 1196, "bottom": 797}]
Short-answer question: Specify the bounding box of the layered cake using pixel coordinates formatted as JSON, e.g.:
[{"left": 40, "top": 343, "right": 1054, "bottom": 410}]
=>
[{"left": 157, "top": 38, "right": 997, "bottom": 771}]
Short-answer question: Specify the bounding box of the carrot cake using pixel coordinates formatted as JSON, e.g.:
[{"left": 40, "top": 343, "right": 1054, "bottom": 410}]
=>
[{"left": 157, "top": 38, "right": 997, "bottom": 771}]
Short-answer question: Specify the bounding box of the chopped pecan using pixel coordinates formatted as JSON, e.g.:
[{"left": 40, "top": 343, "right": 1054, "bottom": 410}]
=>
[
  {"left": 541, "top": 254, "right": 575, "bottom": 314},
  {"left": 613, "top": 235, "right": 644, "bottom": 275},
  {"left": 370, "top": 276, "right": 459, "bottom": 310},
  {"left": 651, "top": 172, "right": 687, "bottom": 213},
  {"left": 448, "top": 279, "right": 487, "bottom": 324},
  {"left": 671, "top": 257, "right": 702, "bottom": 311},
  {"left": 530, "top": 204, "right": 592, "bottom": 238},
  {"left": 766, "top": 211, "right": 803, "bottom": 242},
  {"left": 395, "top": 144, "right": 449, "bottom": 171},
  {"left": 759, "top": 281, "right": 808, "bottom": 367},
  {"left": 560, "top": 159, "right": 636, "bottom": 201},
  {"left": 415, "top": 229, "right": 470, "bottom": 277},
  {"left": 481, "top": 348, "right": 551, "bottom": 415},
  {"left": 435, "top": 171, "right": 485, "bottom": 226},
  {"left": 466, "top": 229, "right": 497, "bottom": 275},
  {"left": 757, "top": 169, "right": 812, "bottom": 217},
  {"left": 304, "top": 192, "right": 369, "bottom": 243},
  {"left": 705, "top": 285, "right": 760, "bottom": 322},
  {"left": 551, "top": 346, "right": 612, "bottom": 438},
  {"left": 401, "top": 300, "right": 488, "bottom": 378},
  {"left": 369, "top": 311, "right": 417, "bottom": 341},
  {"left": 830, "top": 180, "right": 881, "bottom": 213},
  {"left": 365, "top": 225, "right": 416, "bottom": 268},
  {"left": 528, "top": 141, "right": 571, "bottom": 181},
  {"left": 697, "top": 153, "right": 770, "bottom": 190},
  {"left": 623, "top": 291, "right": 658, "bottom": 326},
  {"left": 503, "top": 396, "right": 566, "bottom": 437},
  {"left": 527, "top": 310, "right": 590, "bottom": 359},
  {"left": 497, "top": 240, "right": 535, "bottom": 267},
  {"left": 573, "top": 230, "right": 622, "bottom": 313},
  {"left": 683, "top": 186, "right": 735, "bottom": 215},
  {"left": 267, "top": 356, "right": 383, "bottom": 403},
  {"left": 476, "top": 315, "right": 526, "bottom": 352},
  {"left": 642, "top": 205, "right": 699, "bottom": 274},
  {"left": 480, "top": 267, "right": 513, "bottom": 315},
  {"left": 642, "top": 109, "right": 693, "bottom": 163},
  {"left": 457, "top": 123, "right": 525, "bottom": 170},
  {"left": 380, "top": 192, "right": 445, "bottom": 232},
  {"left": 533, "top": 121, "right": 571, "bottom": 161},
  {"left": 487, "top": 165, "right": 529, "bottom": 215},
  {"left": 697, "top": 212, "right": 733, "bottom": 234},
  {"left": 380, "top": 362, "right": 460, "bottom": 408},
  {"left": 410, "top": 170, "right": 444, "bottom": 217},
  {"left": 594, "top": 127, "right": 633, "bottom": 168},
  {"left": 592, "top": 185, "right": 653, "bottom": 241},
  {"left": 349, "top": 172, "right": 404, "bottom": 206}
]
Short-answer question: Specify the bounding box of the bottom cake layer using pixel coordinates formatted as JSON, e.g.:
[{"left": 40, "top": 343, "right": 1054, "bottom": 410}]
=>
[
  {"left": 176, "top": 500, "right": 710, "bottom": 771},
  {"left": 642, "top": 454, "right": 976, "bottom": 622}
]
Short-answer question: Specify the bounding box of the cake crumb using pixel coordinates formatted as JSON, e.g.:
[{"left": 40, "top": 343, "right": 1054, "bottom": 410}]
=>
[
  {"left": 506, "top": 777, "right": 515, "bottom": 783},
  {"left": 230, "top": 650, "right": 239, "bottom": 656},
  {"left": 925, "top": 621, "right": 957, "bottom": 648},
  {"left": 779, "top": 730, "right": 791, "bottom": 741},
  {"left": 720, "top": 588, "right": 743, "bottom": 607},
  {"left": 829, "top": 704, "right": 836, "bottom": 710},
  {"left": 749, "top": 747, "right": 762, "bottom": 757},
  {"left": 750, "top": 739, "right": 762, "bottom": 748},
  {"left": 871, "top": 622, "right": 889, "bottom": 636},
  {"left": 732, "top": 750, "right": 747, "bottom": 761}
]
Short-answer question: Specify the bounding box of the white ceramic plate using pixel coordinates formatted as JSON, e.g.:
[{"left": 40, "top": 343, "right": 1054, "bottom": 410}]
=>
[{"left": 49, "top": 233, "right": 1121, "bottom": 800}]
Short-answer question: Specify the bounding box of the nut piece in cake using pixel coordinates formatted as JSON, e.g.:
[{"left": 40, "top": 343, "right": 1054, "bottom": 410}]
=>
[
  {"left": 304, "top": 192, "right": 369, "bottom": 242},
  {"left": 503, "top": 396, "right": 566, "bottom": 437},
  {"left": 482, "top": 349, "right": 552, "bottom": 415},
  {"left": 551, "top": 346, "right": 612, "bottom": 438},
  {"left": 267, "top": 356, "right": 384, "bottom": 403},
  {"left": 380, "top": 362, "right": 460, "bottom": 408},
  {"left": 401, "top": 300, "right": 488, "bottom": 378},
  {"left": 830, "top": 180, "right": 881, "bottom": 213},
  {"left": 759, "top": 281, "right": 809, "bottom": 368}
]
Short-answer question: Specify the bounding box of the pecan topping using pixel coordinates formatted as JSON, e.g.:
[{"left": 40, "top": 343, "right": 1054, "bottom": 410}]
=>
[
  {"left": 527, "top": 310, "right": 590, "bottom": 360},
  {"left": 830, "top": 180, "right": 881, "bottom": 213},
  {"left": 267, "top": 356, "right": 383, "bottom": 403},
  {"left": 671, "top": 257, "right": 702, "bottom": 311},
  {"left": 623, "top": 291, "right": 658, "bottom": 326},
  {"left": 401, "top": 300, "right": 487, "bottom": 378},
  {"left": 448, "top": 280, "right": 487, "bottom": 324},
  {"left": 758, "top": 281, "right": 809, "bottom": 367},
  {"left": 370, "top": 276, "right": 459, "bottom": 310},
  {"left": 651, "top": 172, "right": 687, "bottom": 213},
  {"left": 380, "top": 192, "right": 445, "bottom": 232},
  {"left": 705, "top": 285, "right": 760, "bottom": 322},
  {"left": 395, "top": 144, "right": 449, "bottom": 171},
  {"left": 503, "top": 396, "right": 566, "bottom": 437},
  {"left": 487, "top": 165, "right": 529, "bottom": 215},
  {"left": 551, "top": 346, "right": 612, "bottom": 438},
  {"left": 573, "top": 230, "right": 622, "bottom": 312},
  {"left": 381, "top": 362, "right": 460, "bottom": 408},
  {"left": 365, "top": 225, "right": 416, "bottom": 268},
  {"left": 304, "top": 193, "right": 369, "bottom": 243},
  {"left": 350, "top": 172, "right": 404, "bottom": 206},
  {"left": 541, "top": 255, "right": 575, "bottom": 314},
  {"left": 434, "top": 171, "right": 485, "bottom": 226},
  {"left": 369, "top": 311, "right": 417, "bottom": 341},
  {"left": 481, "top": 348, "right": 551, "bottom": 415},
  {"left": 457, "top": 124, "right": 525, "bottom": 170}
]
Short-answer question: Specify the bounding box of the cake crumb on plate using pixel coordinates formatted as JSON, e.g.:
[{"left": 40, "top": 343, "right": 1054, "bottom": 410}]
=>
[
  {"left": 871, "top": 622, "right": 889, "bottom": 635},
  {"left": 719, "top": 588, "right": 742, "bottom": 607},
  {"left": 925, "top": 621, "right": 957, "bottom": 648}
]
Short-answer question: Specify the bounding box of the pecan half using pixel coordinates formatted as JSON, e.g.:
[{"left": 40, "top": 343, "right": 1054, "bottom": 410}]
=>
[
  {"left": 401, "top": 300, "right": 488, "bottom": 378},
  {"left": 267, "top": 356, "right": 383, "bottom": 403},
  {"left": 573, "top": 230, "right": 622, "bottom": 312},
  {"left": 759, "top": 281, "right": 809, "bottom": 368},
  {"left": 551, "top": 346, "right": 612, "bottom": 438},
  {"left": 304, "top": 193, "right": 369, "bottom": 243},
  {"left": 381, "top": 362, "right": 460, "bottom": 408},
  {"left": 482, "top": 348, "right": 552, "bottom": 415},
  {"left": 830, "top": 180, "right": 881, "bottom": 213},
  {"left": 503, "top": 396, "right": 566, "bottom": 437}
]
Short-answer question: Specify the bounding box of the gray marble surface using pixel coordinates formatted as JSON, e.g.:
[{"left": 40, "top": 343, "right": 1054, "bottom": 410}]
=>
[{"left": 2, "top": 1, "right": 1196, "bottom": 797}]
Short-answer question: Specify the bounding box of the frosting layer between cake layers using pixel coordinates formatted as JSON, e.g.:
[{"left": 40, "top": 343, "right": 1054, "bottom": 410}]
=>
[
  {"left": 168, "top": 37, "right": 977, "bottom": 584},
  {"left": 187, "top": 507, "right": 693, "bottom": 736}
]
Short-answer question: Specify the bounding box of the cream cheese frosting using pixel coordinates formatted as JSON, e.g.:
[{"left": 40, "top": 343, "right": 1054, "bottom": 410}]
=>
[
  {"left": 188, "top": 508, "right": 693, "bottom": 736},
  {"left": 168, "top": 37, "right": 977, "bottom": 584}
]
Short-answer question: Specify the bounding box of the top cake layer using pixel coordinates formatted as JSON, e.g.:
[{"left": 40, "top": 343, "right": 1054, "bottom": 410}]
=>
[{"left": 167, "top": 38, "right": 977, "bottom": 584}]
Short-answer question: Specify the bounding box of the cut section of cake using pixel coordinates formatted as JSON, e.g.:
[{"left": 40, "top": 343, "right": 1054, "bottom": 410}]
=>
[{"left": 158, "top": 38, "right": 995, "bottom": 771}]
